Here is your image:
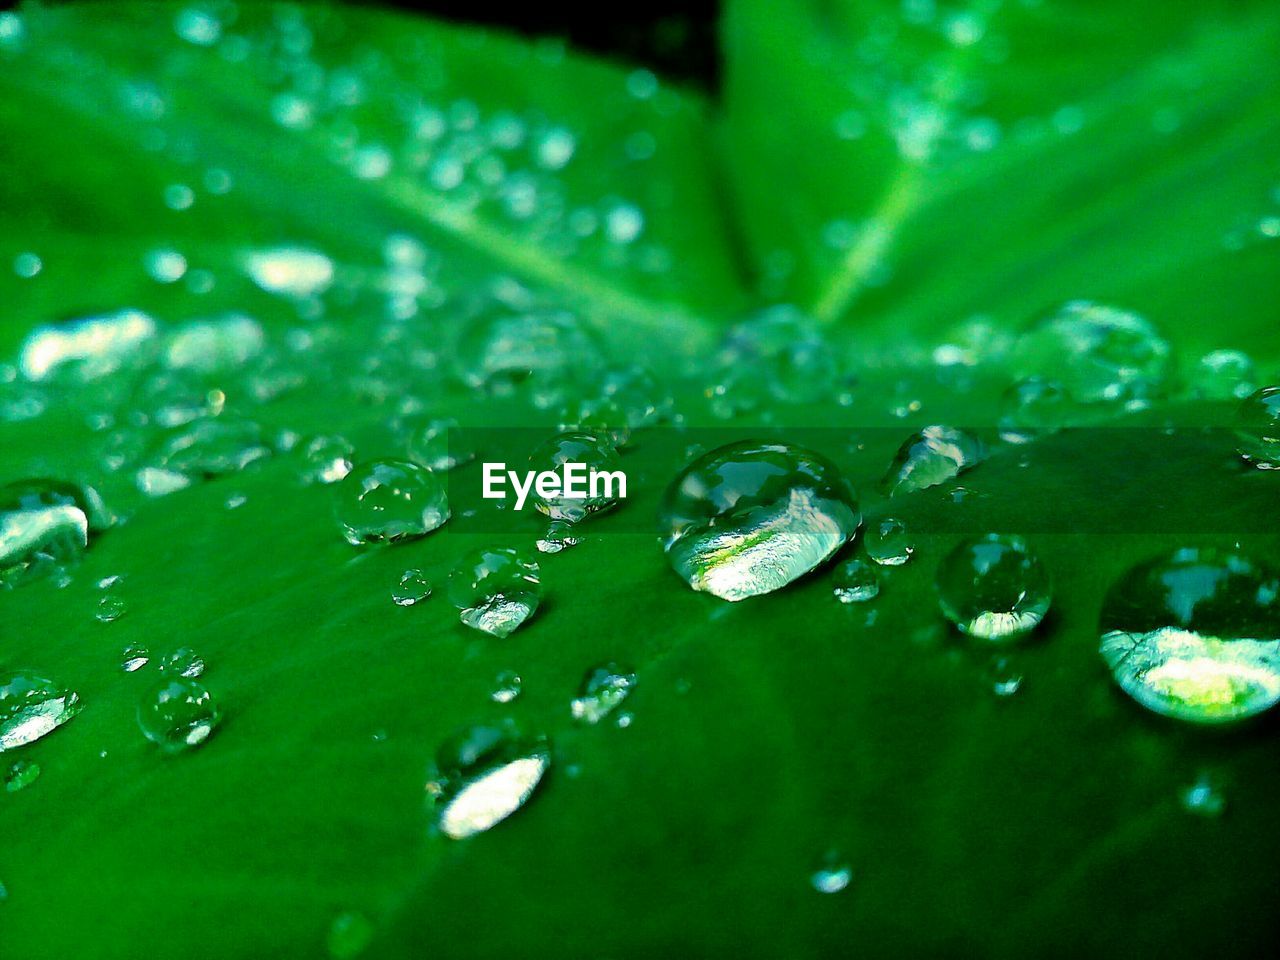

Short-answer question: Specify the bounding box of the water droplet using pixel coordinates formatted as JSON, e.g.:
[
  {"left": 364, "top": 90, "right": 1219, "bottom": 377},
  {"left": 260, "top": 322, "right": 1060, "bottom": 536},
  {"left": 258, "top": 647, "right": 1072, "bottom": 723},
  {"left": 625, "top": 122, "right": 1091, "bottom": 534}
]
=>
[
  {"left": 1099, "top": 548, "right": 1280, "bottom": 723},
  {"left": 535, "top": 519, "right": 582, "bottom": 554},
  {"left": 0, "top": 671, "right": 82, "bottom": 752},
  {"left": 4, "top": 758, "right": 41, "bottom": 792},
  {"left": 491, "top": 670, "right": 522, "bottom": 704},
  {"left": 334, "top": 460, "right": 450, "bottom": 545},
  {"left": 95, "top": 592, "right": 127, "bottom": 623},
  {"left": 999, "top": 377, "right": 1069, "bottom": 442},
  {"left": 1, "top": 479, "right": 109, "bottom": 585},
  {"left": 243, "top": 247, "right": 333, "bottom": 298},
  {"left": 327, "top": 910, "right": 373, "bottom": 959},
  {"left": 403, "top": 418, "right": 474, "bottom": 471},
  {"left": 145, "top": 416, "right": 272, "bottom": 482},
  {"left": 144, "top": 248, "right": 187, "bottom": 283},
  {"left": 714, "top": 307, "right": 841, "bottom": 407},
  {"left": 556, "top": 395, "right": 631, "bottom": 448},
  {"left": 526, "top": 432, "right": 624, "bottom": 522},
  {"left": 832, "top": 556, "right": 880, "bottom": 603},
  {"left": 302, "top": 435, "right": 355, "bottom": 484},
  {"left": 986, "top": 657, "right": 1023, "bottom": 696},
  {"left": 659, "top": 441, "right": 860, "bottom": 601},
  {"left": 1012, "top": 301, "right": 1171, "bottom": 407},
  {"left": 1192, "top": 350, "right": 1255, "bottom": 401},
  {"left": 936, "top": 535, "right": 1051, "bottom": 640},
  {"left": 159, "top": 647, "right": 205, "bottom": 678},
  {"left": 163, "top": 314, "right": 264, "bottom": 372},
  {"left": 121, "top": 644, "right": 150, "bottom": 673},
  {"left": 1235, "top": 385, "right": 1280, "bottom": 469},
  {"left": 882, "top": 426, "right": 984, "bottom": 496},
  {"left": 137, "top": 677, "right": 221, "bottom": 752},
  {"left": 570, "top": 664, "right": 636, "bottom": 724},
  {"left": 393, "top": 569, "right": 432, "bottom": 606},
  {"left": 864, "top": 518, "right": 914, "bottom": 567},
  {"left": 1179, "top": 774, "right": 1226, "bottom": 817},
  {"left": 809, "top": 852, "right": 853, "bottom": 894},
  {"left": 19, "top": 309, "right": 156, "bottom": 381},
  {"left": 426, "top": 724, "right": 549, "bottom": 839},
  {"left": 456, "top": 307, "right": 601, "bottom": 403},
  {"left": 447, "top": 547, "right": 542, "bottom": 637},
  {"left": 174, "top": 7, "right": 221, "bottom": 46}
]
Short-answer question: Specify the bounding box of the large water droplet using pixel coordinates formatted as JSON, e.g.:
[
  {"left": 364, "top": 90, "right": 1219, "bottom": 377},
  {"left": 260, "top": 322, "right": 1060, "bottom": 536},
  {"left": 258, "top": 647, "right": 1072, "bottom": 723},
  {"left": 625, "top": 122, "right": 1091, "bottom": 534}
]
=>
[
  {"left": 334, "top": 460, "right": 449, "bottom": 545},
  {"left": 526, "top": 432, "right": 623, "bottom": 522},
  {"left": 882, "top": 426, "right": 984, "bottom": 496},
  {"left": 659, "top": 441, "right": 860, "bottom": 601},
  {"left": 936, "top": 535, "right": 1051, "bottom": 640},
  {"left": 1, "top": 480, "right": 109, "bottom": 585},
  {"left": 19, "top": 309, "right": 156, "bottom": 381},
  {"left": 1012, "top": 301, "right": 1171, "bottom": 407},
  {"left": 137, "top": 677, "right": 222, "bottom": 752},
  {"left": 1235, "top": 385, "right": 1280, "bottom": 469},
  {"left": 0, "top": 671, "right": 82, "bottom": 752},
  {"left": 426, "top": 724, "right": 549, "bottom": 839},
  {"left": 570, "top": 664, "right": 636, "bottom": 724},
  {"left": 1099, "top": 548, "right": 1280, "bottom": 723},
  {"left": 447, "top": 547, "right": 542, "bottom": 637}
]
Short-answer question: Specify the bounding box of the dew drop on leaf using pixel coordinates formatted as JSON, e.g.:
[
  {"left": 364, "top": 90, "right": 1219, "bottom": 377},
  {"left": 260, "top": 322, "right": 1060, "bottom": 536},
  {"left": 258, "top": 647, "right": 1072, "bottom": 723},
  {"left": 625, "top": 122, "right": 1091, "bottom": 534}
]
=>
[
  {"left": 333, "top": 460, "right": 450, "bottom": 546},
  {"left": 426, "top": 724, "right": 550, "bottom": 839},
  {"left": 4, "top": 758, "right": 41, "bottom": 792},
  {"left": 570, "top": 664, "right": 636, "bottom": 724},
  {"left": 0, "top": 479, "right": 110, "bottom": 586},
  {"left": 832, "top": 556, "right": 880, "bottom": 603},
  {"left": 864, "top": 517, "right": 914, "bottom": 567},
  {"left": 659, "top": 441, "right": 860, "bottom": 601},
  {"left": 392, "top": 569, "right": 432, "bottom": 607},
  {"left": 1235, "top": 385, "right": 1280, "bottom": 469},
  {"left": 809, "top": 852, "right": 852, "bottom": 894},
  {"left": 137, "top": 677, "right": 222, "bottom": 753},
  {"left": 490, "top": 671, "right": 522, "bottom": 704},
  {"left": 18, "top": 309, "right": 156, "bottom": 382},
  {"left": 936, "top": 535, "right": 1051, "bottom": 641},
  {"left": 447, "top": 547, "right": 541, "bottom": 637},
  {"left": 882, "top": 425, "right": 984, "bottom": 496},
  {"left": 1099, "top": 548, "right": 1280, "bottom": 723},
  {"left": 0, "top": 671, "right": 82, "bottom": 752},
  {"left": 527, "top": 432, "right": 623, "bottom": 522}
]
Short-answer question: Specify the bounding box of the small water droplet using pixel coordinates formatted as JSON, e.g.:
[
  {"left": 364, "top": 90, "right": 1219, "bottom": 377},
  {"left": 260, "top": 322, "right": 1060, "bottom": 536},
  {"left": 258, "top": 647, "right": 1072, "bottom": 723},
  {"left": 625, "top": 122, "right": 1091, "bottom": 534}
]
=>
[
  {"left": 447, "top": 548, "right": 541, "bottom": 637},
  {"left": 19, "top": 309, "right": 156, "bottom": 381},
  {"left": 936, "top": 535, "right": 1051, "bottom": 641},
  {"left": 570, "top": 664, "right": 636, "bottom": 724},
  {"left": 832, "top": 556, "right": 880, "bottom": 603},
  {"left": 393, "top": 569, "right": 432, "bottom": 607},
  {"left": 535, "top": 519, "right": 582, "bottom": 554},
  {"left": 334, "top": 460, "right": 449, "bottom": 545},
  {"left": 809, "top": 852, "right": 853, "bottom": 894},
  {"left": 95, "top": 592, "right": 127, "bottom": 623},
  {"left": 864, "top": 518, "right": 914, "bottom": 567},
  {"left": 1100, "top": 548, "right": 1280, "bottom": 723},
  {"left": 1179, "top": 774, "right": 1226, "bottom": 817},
  {"left": 526, "top": 432, "right": 623, "bottom": 522},
  {"left": 659, "top": 441, "right": 860, "bottom": 601},
  {"left": 1192, "top": 350, "right": 1255, "bottom": 401},
  {"left": 137, "top": 677, "right": 221, "bottom": 752},
  {"left": 302, "top": 435, "right": 355, "bottom": 485},
  {"left": 159, "top": 647, "right": 205, "bottom": 679},
  {"left": 0, "top": 671, "right": 82, "bottom": 752},
  {"left": 121, "top": 644, "right": 151, "bottom": 673},
  {"left": 403, "top": 418, "right": 474, "bottom": 471},
  {"left": 5, "top": 758, "right": 41, "bottom": 792},
  {"left": 986, "top": 657, "right": 1024, "bottom": 697},
  {"left": 491, "top": 670, "right": 522, "bottom": 704}
]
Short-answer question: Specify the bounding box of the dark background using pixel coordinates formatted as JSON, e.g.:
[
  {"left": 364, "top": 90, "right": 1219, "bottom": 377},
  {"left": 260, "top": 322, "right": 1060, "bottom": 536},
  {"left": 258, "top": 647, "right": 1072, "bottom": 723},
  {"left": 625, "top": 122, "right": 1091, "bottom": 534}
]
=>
[{"left": 0, "top": 1, "right": 723, "bottom": 85}]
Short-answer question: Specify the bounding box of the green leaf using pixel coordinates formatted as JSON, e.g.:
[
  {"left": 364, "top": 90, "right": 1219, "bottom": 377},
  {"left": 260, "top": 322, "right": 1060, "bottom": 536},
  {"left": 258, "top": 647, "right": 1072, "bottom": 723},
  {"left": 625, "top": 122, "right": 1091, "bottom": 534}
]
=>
[
  {"left": 3, "top": 3, "right": 1280, "bottom": 959},
  {"left": 722, "top": 0, "right": 1280, "bottom": 360}
]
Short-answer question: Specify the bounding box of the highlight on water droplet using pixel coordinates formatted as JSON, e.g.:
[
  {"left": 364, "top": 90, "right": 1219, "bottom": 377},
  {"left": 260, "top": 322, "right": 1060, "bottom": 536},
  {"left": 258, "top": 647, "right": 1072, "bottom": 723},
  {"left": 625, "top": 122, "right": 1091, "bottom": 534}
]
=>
[
  {"left": 936, "top": 534, "right": 1051, "bottom": 641},
  {"left": 426, "top": 724, "right": 550, "bottom": 839},
  {"left": 659, "top": 441, "right": 860, "bottom": 601},
  {"left": 832, "top": 556, "right": 880, "bottom": 603},
  {"left": 1, "top": 479, "right": 109, "bottom": 585},
  {"left": 1099, "top": 547, "right": 1280, "bottom": 723},
  {"left": 447, "top": 547, "right": 541, "bottom": 637},
  {"left": 0, "top": 670, "right": 82, "bottom": 752},
  {"left": 19, "top": 309, "right": 156, "bottom": 381},
  {"left": 809, "top": 851, "right": 853, "bottom": 894}
]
